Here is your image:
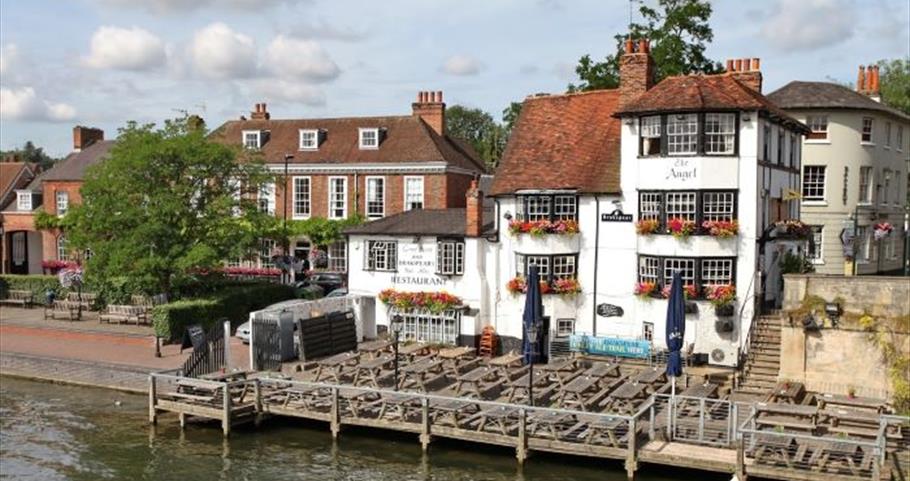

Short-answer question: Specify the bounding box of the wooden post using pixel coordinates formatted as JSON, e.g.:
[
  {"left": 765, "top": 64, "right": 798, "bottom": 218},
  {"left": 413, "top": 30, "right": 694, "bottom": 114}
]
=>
[
  {"left": 516, "top": 408, "right": 528, "bottom": 463},
  {"left": 625, "top": 417, "right": 637, "bottom": 481},
  {"left": 330, "top": 386, "right": 340, "bottom": 439},
  {"left": 253, "top": 379, "right": 263, "bottom": 427},
  {"left": 648, "top": 404, "right": 655, "bottom": 440},
  {"left": 179, "top": 412, "right": 186, "bottom": 429},
  {"left": 735, "top": 438, "right": 747, "bottom": 481},
  {"left": 148, "top": 375, "right": 157, "bottom": 425},
  {"left": 872, "top": 446, "right": 881, "bottom": 481},
  {"left": 222, "top": 382, "right": 231, "bottom": 437},
  {"left": 697, "top": 398, "right": 706, "bottom": 443},
  {"left": 419, "top": 397, "right": 431, "bottom": 451}
]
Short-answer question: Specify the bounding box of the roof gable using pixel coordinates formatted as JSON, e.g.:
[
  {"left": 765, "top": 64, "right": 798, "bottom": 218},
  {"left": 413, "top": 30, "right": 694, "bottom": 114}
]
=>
[
  {"left": 41, "top": 140, "right": 115, "bottom": 182},
  {"left": 767, "top": 81, "right": 910, "bottom": 121}
]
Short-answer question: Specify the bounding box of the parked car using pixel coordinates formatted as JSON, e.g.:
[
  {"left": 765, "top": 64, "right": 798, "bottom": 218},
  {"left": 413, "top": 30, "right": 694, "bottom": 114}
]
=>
[
  {"left": 325, "top": 287, "right": 348, "bottom": 298},
  {"left": 295, "top": 272, "right": 346, "bottom": 294}
]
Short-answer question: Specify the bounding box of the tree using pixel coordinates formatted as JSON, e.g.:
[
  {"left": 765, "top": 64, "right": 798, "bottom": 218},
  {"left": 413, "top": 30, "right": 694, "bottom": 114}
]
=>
[
  {"left": 502, "top": 102, "right": 523, "bottom": 135},
  {"left": 878, "top": 58, "right": 910, "bottom": 114},
  {"left": 568, "top": 0, "right": 721, "bottom": 92},
  {"left": 446, "top": 105, "right": 507, "bottom": 170},
  {"left": 1, "top": 140, "right": 59, "bottom": 169},
  {"left": 66, "top": 117, "right": 276, "bottom": 296}
]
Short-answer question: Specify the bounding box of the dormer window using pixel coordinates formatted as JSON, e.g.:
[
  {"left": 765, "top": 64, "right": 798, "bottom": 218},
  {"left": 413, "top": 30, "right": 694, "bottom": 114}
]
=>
[
  {"left": 359, "top": 128, "right": 379, "bottom": 149},
  {"left": 242, "top": 130, "right": 262, "bottom": 149},
  {"left": 299, "top": 129, "right": 319, "bottom": 150},
  {"left": 16, "top": 191, "right": 32, "bottom": 211}
]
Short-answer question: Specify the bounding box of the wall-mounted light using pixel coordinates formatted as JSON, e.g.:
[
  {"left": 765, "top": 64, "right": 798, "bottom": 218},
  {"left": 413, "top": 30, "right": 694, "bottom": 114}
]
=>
[
  {"left": 503, "top": 211, "right": 513, "bottom": 220},
  {"left": 742, "top": 114, "right": 752, "bottom": 122},
  {"left": 625, "top": 118, "right": 635, "bottom": 126}
]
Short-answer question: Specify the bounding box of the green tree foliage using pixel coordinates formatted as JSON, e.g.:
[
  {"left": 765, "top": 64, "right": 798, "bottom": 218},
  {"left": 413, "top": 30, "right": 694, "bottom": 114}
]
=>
[
  {"left": 1, "top": 140, "right": 59, "bottom": 169},
  {"left": 877, "top": 58, "right": 910, "bottom": 114},
  {"left": 568, "top": 0, "right": 721, "bottom": 92},
  {"left": 66, "top": 117, "right": 276, "bottom": 296},
  {"left": 445, "top": 105, "right": 507, "bottom": 170},
  {"left": 285, "top": 215, "right": 365, "bottom": 248},
  {"left": 502, "top": 102, "right": 523, "bottom": 135}
]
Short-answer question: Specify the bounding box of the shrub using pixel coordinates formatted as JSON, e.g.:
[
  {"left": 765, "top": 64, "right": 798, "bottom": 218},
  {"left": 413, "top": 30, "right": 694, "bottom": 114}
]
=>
[
  {"left": 0, "top": 274, "right": 68, "bottom": 303},
  {"left": 151, "top": 283, "right": 296, "bottom": 341}
]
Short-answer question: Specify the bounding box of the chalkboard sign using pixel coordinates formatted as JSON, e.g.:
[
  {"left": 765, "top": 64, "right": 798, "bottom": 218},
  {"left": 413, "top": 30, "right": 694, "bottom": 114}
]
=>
[
  {"left": 596, "top": 303, "right": 624, "bottom": 318},
  {"left": 181, "top": 324, "right": 206, "bottom": 351}
]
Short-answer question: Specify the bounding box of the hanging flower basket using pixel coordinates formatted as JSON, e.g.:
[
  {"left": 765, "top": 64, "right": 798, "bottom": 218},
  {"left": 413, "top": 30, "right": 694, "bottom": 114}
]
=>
[
  {"left": 702, "top": 220, "right": 739, "bottom": 238},
  {"left": 634, "top": 281, "right": 657, "bottom": 299},
  {"left": 635, "top": 219, "right": 660, "bottom": 235},
  {"left": 508, "top": 219, "right": 579, "bottom": 237},
  {"left": 378, "top": 289, "right": 462, "bottom": 313},
  {"left": 715, "top": 304, "right": 735, "bottom": 317},
  {"left": 774, "top": 219, "right": 811, "bottom": 238},
  {"left": 705, "top": 284, "right": 736, "bottom": 316},
  {"left": 667, "top": 218, "right": 696, "bottom": 238},
  {"left": 873, "top": 222, "right": 893, "bottom": 241}
]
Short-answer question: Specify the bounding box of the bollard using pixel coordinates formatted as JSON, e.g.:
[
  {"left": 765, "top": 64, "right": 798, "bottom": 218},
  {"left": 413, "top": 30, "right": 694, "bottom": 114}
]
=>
[
  {"left": 148, "top": 375, "right": 157, "bottom": 425},
  {"left": 419, "top": 397, "right": 431, "bottom": 452},
  {"left": 735, "top": 438, "right": 747, "bottom": 481},
  {"left": 625, "top": 417, "right": 638, "bottom": 480},
  {"left": 516, "top": 408, "right": 528, "bottom": 463},
  {"left": 253, "top": 379, "right": 263, "bottom": 427},
  {"left": 330, "top": 387, "right": 340, "bottom": 439},
  {"left": 222, "top": 382, "right": 231, "bottom": 436}
]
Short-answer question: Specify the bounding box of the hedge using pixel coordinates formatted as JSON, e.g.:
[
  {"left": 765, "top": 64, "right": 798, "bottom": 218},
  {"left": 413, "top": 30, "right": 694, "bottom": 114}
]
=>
[
  {"left": 152, "top": 283, "right": 296, "bottom": 342},
  {"left": 0, "top": 275, "right": 68, "bottom": 302}
]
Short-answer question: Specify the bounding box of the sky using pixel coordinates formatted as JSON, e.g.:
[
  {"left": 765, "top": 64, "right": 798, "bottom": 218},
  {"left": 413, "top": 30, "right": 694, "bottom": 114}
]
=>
[{"left": 0, "top": 0, "right": 908, "bottom": 157}]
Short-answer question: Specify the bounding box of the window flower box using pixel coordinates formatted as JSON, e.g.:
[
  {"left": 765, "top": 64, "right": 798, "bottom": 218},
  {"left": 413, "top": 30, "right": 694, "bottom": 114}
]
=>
[
  {"left": 635, "top": 219, "right": 660, "bottom": 235},
  {"left": 506, "top": 276, "right": 580, "bottom": 296},
  {"left": 508, "top": 219, "right": 579, "bottom": 237},
  {"left": 378, "top": 289, "right": 462, "bottom": 314},
  {"left": 702, "top": 220, "right": 739, "bottom": 238},
  {"left": 667, "top": 217, "right": 696, "bottom": 238},
  {"left": 873, "top": 222, "right": 893, "bottom": 241},
  {"left": 774, "top": 219, "right": 811, "bottom": 239},
  {"left": 660, "top": 283, "right": 699, "bottom": 300},
  {"left": 634, "top": 281, "right": 657, "bottom": 299}
]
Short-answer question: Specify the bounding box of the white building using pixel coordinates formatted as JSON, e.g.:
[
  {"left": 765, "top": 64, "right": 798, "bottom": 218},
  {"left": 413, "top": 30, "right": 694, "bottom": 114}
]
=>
[
  {"left": 768, "top": 67, "right": 910, "bottom": 275},
  {"left": 346, "top": 42, "right": 810, "bottom": 367}
]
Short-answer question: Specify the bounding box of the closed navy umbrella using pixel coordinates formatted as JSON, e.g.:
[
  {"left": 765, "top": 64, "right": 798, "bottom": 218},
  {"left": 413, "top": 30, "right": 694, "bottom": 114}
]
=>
[
  {"left": 665, "top": 270, "right": 686, "bottom": 396},
  {"left": 522, "top": 265, "right": 543, "bottom": 365}
]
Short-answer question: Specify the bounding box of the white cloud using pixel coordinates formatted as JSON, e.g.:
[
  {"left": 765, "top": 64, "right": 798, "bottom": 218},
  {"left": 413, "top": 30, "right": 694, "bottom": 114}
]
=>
[
  {"left": 441, "top": 54, "right": 483, "bottom": 76},
  {"left": 0, "top": 44, "right": 19, "bottom": 76},
  {"left": 99, "top": 0, "right": 310, "bottom": 14},
  {"left": 282, "top": 20, "right": 367, "bottom": 42},
  {"left": 0, "top": 87, "right": 76, "bottom": 122},
  {"left": 84, "top": 26, "right": 166, "bottom": 71},
  {"left": 189, "top": 22, "right": 257, "bottom": 79},
  {"left": 254, "top": 79, "right": 326, "bottom": 106},
  {"left": 760, "top": 0, "right": 855, "bottom": 51},
  {"left": 264, "top": 35, "right": 340, "bottom": 82}
]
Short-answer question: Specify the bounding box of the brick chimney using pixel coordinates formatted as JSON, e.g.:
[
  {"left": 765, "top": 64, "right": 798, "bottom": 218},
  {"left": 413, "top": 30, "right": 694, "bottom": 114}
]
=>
[
  {"left": 412, "top": 91, "right": 446, "bottom": 136},
  {"left": 619, "top": 38, "right": 655, "bottom": 110},
  {"left": 725, "top": 57, "right": 762, "bottom": 93},
  {"left": 250, "top": 102, "right": 270, "bottom": 120},
  {"left": 856, "top": 65, "right": 882, "bottom": 102},
  {"left": 465, "top": 178, "right": 483, "bottom": 237},
  {"left": 73, "top": 126, "right": 104, "bottom": 152}
]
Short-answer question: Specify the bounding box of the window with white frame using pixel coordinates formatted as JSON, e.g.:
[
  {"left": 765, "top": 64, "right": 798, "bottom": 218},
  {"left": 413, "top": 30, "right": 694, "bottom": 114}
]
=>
[
  {"left": 643, "top": 322, "right": 654, "bottom": 342},
  {"left": 259, "top": 239, "right": 276, "bottom": 268},
  {"left": 859, "top": 167, "right": 873, "bottom": 203},
  {"left": 517, "top": 195, "right": 552, "bottom": 221},
  {"left": 806, "top": 116, "right": 828, "bottom": 140},
  {"left": 801, "top": 165, "right": 826, "bottom": 201},
  {"left": 299, "top": 129, "right": 319, "bottom": 150},
  {"left": 702, "top": 192, "right": 735, "bottom": 222},
  {"left": 16, "top": 191, "right": 32, "bottom": 211},
  {"left": 56, "top": 235, "right": 68, "bottom": 261},
  {"left": 292, "top": 177, "right": 311, "bottom": 218},
  {"left": 436, "top": 239, "right": 465, "bottom": 275},
  {"left": 517, "top": 254, "right": 550, "bottom": 278},
  {"left": 639, "top": 192, "right": 662, "bottom": 221},
  {"left": 665, "top": 192, "right": 697, "bottom": 221},
  {"left": 663, "top": 258, "right": 696, "bottom": 287},
  {"left": 640, "top": 115, "right": 662, "bottom": 156},
  {"left": 808, "top": 226, "right": 823, "bottom": 262},
  {"left": 404, "top": 176, "right": 424, "bottom": 210},
  {"left": 553, "top": 195, "right": 577, "bottom": 220},
  {"left": 667, "top": 114, "right": 698, "bottom": 155},
  {"left": 328, "top": 177, "right": 347, "bottom": 219},
  {"left": 556, "top": 319, "right": 575, "bottom": 337},
  {"left": 704, "top": 113, "right": 735, "bottom": 154},
  {"left": 516, "top": 253, "right": 576, "bottom": 282},
  {"left": 258, "top": 182, "right": 275, "bottom": 214},
  {"left": 883, "top": 169, "right": 892, "bottom": 205},
  {"left": 885, "top": 122, "right": 892, "bottom": 147},
  {"left": 700, "top": 258, "right": 734, "bottom": 288},
  {"left": 366, "top": 240, "right": 396, "bottom": 271},
  {"left": 243, "top": 130, "right": 261, "bottom": 149},
  {"left": 552, "top": 255, "right": 576, "bottom": 280},
  {"left": 359, "top": 128, "right": 379, "bottom": 149},
  {"left": 638, "top": 256, "right": 660, "bottom": 284},
  {"left": 327, "top": 241, "right": 347, "bottom": 272},
  {"left": 366, "top": 177, "right": 385, "bottom": 218},
  {"left": 861, "top": 117, "right": 873, "bottom": 143},
  {"left": 55, "top": 191, "right": 69, "bottom": 216}
]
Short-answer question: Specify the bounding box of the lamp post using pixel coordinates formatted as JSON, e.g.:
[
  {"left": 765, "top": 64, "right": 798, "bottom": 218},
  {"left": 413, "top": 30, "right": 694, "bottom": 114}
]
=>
[
  {"left": 526, "top": 322, "right": 539, "bottom": 407},
  {"left": 283, "top": 154, "right": 293, "bottom": 285},
  {"left": 391, "top": 314, "right": 403, "bottom": 391}
]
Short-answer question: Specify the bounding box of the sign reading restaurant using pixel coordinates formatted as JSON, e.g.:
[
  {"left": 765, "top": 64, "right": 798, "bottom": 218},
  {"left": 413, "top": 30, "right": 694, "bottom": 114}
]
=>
[{"left": 391, "top": 243, "right": 445, "bottom": 287}]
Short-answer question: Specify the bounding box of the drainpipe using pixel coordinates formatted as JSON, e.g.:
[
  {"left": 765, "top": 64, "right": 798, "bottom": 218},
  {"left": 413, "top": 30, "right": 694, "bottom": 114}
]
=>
[{"left": 592, "top": 194, "right": 601, "bottom": 337}]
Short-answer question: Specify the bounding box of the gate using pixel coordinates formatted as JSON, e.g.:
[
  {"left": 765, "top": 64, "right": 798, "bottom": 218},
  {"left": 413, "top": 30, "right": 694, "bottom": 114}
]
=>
[
  {"left": 296, "top": 310, "right": 357, "bottom": 361},
  {"left": 181, "top": 326, "right": 225, "bottom": 378},
  {"left": 650, "top": 394, "right": 735, "bottom": 447},
  {"left": 252, "top": 318, "right": 281, "bottom": 371}
]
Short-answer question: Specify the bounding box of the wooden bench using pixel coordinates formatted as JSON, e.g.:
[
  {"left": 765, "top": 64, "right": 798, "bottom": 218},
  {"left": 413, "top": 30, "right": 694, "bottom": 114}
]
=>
[
  {"left": 0, "top": 290, "right": 34, "bottom": 308},
  {"left": 100, "top": 304, "right": 149, "bottom": 325}
]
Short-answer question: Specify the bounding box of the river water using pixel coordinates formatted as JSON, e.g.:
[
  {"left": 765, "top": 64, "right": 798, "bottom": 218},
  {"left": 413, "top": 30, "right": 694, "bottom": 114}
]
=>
[{"left": 0, "top": 377, "right": 722, "bottom": 480}]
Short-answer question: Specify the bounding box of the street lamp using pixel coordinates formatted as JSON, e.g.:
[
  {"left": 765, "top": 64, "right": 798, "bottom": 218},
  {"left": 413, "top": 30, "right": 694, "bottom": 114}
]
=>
[
  {"left": 391, "top": 314, "right": 404, "bottom": 391},
  {"left": 526, "top": 322, "right": 539, "bottom": 407},
  {"left": 283, "top": 153, "right": 293, "bottom": 285}
]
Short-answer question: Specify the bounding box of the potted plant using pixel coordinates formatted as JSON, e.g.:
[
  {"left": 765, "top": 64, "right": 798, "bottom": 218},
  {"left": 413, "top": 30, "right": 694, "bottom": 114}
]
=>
[
  {"left": 634, "top": 281, "right": 657, "bottom": 299},
  {"left": 635, "top": 219, "right": 660, "bottom": 235},
  {"left": 774, "top": 219, "right": 811, "bottom": 238},
  {"left": 705, "top": 284, "right": 736, "bottom": 317},
  {"left": 702, "top": 219, "right": 739, "bottom": 238},
  {"left": 667, "top": 217, "right": 696, "bottom": 238}
]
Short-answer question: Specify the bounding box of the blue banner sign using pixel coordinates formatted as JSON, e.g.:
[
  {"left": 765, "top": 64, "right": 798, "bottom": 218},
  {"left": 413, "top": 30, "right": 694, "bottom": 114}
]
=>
[{"left": 569, "top": 335, "right": 651, "bottom": 359}]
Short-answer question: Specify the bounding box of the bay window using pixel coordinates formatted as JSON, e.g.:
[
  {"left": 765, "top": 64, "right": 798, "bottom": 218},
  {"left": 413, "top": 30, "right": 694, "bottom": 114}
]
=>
[
  {"left": 704, "top": 113, "right": 735, "bottom": 154},
  {"left": 516, "top": 253, "right": 577, "bottom": 283},
  {"left": 638, "top": 190, "right": 737, "bottom": 232},
  {"left": 516, "top": 194, "right": 577, "bottom": 222},
  {"left": 638, "top": 112, "right": 741, "bottom": 156},
  {"left": 640, "top": 115, "right": 662, "bottom": 156},
  {"left": 637, "top": 255, "right": 736, "bottom": 297},
  {"left": 702, "top": 192, "right": 735, "bottom": 222},
  {"left": 665, "top": 192, "right": 697, "bottom": 221},
  {"left": 667, "top": 114, "right": 698, "bottom": 155}
]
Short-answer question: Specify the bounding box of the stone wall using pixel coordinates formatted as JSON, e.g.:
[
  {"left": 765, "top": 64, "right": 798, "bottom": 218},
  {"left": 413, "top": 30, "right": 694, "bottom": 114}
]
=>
[{"left": 782, "top": 274, "right": 910, "bottom": 318}]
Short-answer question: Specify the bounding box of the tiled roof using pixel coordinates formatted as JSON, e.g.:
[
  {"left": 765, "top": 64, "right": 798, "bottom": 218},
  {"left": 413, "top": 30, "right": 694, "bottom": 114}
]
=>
[
  {"left": 41, "top": 140, "right": 116, "bottom": 181},
  {"left": 343, "top": 208, "right": 493, "bottom": 237},
  {"left": 0, "top": 162, "right": 36, "bottom": 204},
  {"left": 614, "top": 74, "right": 810, "bottom": 133},
  {"left": 767, "top": 81, "right": 910, "bottom": 121},
  {"left": 490, "top": 90, "right": 622, "bottom": 196},
  {"left": 210, "top": 115, "right": 486, "bottom": 173}
]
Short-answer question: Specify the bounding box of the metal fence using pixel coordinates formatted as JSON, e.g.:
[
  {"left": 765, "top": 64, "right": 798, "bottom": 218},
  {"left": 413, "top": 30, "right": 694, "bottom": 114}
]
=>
[
  {"left": 181, "top": 326, "right": 225, "bottom": 378},
  {"left": 649, "top": 394, "right": 736, "bottom": 447}
]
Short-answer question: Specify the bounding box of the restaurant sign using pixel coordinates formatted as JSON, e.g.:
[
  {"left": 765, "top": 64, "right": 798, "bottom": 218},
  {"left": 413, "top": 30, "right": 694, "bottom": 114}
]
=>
[
  {"left": 391, "top": 243, "right": 445, "bottom": 287},
  {"left": 569, "top": 335, "right": 651, "bottom": 359}
]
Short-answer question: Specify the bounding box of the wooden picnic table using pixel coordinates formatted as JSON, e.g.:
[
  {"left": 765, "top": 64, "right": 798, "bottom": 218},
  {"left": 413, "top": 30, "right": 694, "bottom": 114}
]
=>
[
  {"left": 680, "top": 382, "right": 719, "bottom": 399},
  {"left": 580, "top": 414, "right": 628, "bottom": 447},
  {"left": 488, "top": 352, "right": 523, "bottom": 367},
  {"left": 430, "top": 398, "right": 480, "bottom": 427},
  {"left": 755, "top": 402, "right": 818, "bottom": 432},
  {"left": 455, "top": 366, "right": 499, "bottom": 398},
  {"left": 398, "top": 358, "right": 445, "bottom": 391},
  {"left": 437, "top": 346, "right": 478, "bottom": 377},
  {"left": 352, "top": 355, "right": 394, "bottom": 389},
  {"left": 470, "top": 405, "right": 520, "bottom": 436},
  {"left": 751, "top": 433, "right": 798, "bottom": 468},
  {"left": 528, "top": 411, "right": 576, "bottom": 440},
  {"left": 602, "top": 381, "right": 649, "bottom": 414},
  {"left": 370, "top": 393, "right": 422, "bottom": 421},
  {"left": 359, "top": 339, "right": 392, "bottom": 358},
  {"left": 314, "top": 351, "right": 361, "bottom": 383},
  {"left": 505, "top": 370, "right": 553, "bottom": 403},
  {"left": 816, "top": 393, "right": 888, "bottom": 413},
  {"left": 808, "top": 440, "right": 867, "bottom": 475},
  {"left": 558, "top": 375, "right": 601, "bottom": 411},
  {"left": 633, "top": 367, "right": 666, "bottom": 385},
  {"left": 398, "top": 342, "right": 430, "bottom": 359},
  {"left": 769, "top": 381, "right": 805, "bottom": 404},
  {"left": 583, "top": 362, "right": 621, "bottom": 378}
]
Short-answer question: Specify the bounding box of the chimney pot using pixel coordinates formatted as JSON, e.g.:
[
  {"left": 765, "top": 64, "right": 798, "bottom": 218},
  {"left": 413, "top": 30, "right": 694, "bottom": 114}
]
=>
[
  {"left": 436, "top": 90, "right": 443, "bottom": 103},
  {"left": 625, "top": 38, "right": 634, "bottom": 54},
  {"left": 638, "top": 39, "right": 648, "bottom": 54},
  {"left": 726, "top": 59, "right": 734, "bottom": 72},
  {"left": 734, "top": 59, "right": 743, "bottom": 71},
  {"left": 412, "top": 89, "right": 446, "bottom": 135},
  {"left": 73, "top": 125, "right": 104, "bottom": 152},
  {"left": 743, "top": 58, "right": 751, "bottom": 71},
  {"left": 857, "top": 65, "right": 866, "bottom": 93},
  {"left": 752, "top": 58, "right": 760, "bottom": 70}
]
